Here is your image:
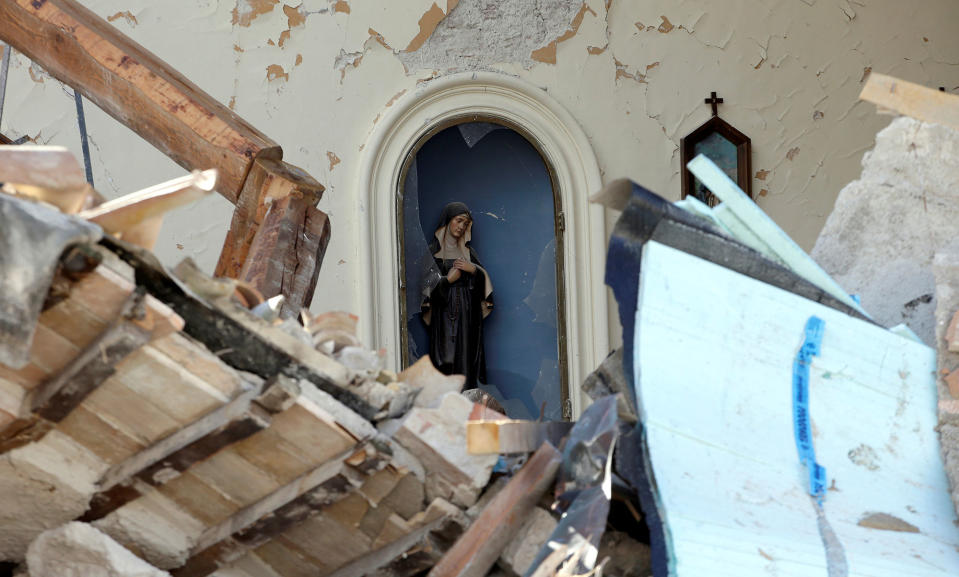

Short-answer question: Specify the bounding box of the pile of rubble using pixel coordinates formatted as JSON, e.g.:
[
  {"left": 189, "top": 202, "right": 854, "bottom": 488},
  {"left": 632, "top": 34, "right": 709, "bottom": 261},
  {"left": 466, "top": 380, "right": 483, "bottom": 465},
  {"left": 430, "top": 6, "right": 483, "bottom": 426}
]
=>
[
  {"left": 0, "top": 159, "right": 651, "bottom": 576},
  {"left": 5, "top": 72, "right": 959, "bottom": 577}
]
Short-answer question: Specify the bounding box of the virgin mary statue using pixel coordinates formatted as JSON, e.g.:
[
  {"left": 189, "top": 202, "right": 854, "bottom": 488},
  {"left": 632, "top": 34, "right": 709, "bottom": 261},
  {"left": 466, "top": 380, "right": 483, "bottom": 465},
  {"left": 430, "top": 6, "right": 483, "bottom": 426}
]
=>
[{"left": 421, "top": 202, "right": 494, "bottom": 388}]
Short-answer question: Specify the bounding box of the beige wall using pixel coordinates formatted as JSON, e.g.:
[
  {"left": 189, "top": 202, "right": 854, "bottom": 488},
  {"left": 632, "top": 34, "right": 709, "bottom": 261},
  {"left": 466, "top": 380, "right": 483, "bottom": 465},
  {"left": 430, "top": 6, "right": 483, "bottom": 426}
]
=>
[{"left": 3, "top": 0, "right": 958, "bottom": 349}]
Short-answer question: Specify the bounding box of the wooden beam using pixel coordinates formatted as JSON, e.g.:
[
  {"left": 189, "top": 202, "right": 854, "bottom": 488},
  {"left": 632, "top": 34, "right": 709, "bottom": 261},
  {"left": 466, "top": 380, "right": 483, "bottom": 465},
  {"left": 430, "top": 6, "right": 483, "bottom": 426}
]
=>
[
  {"left": 239, "top": 195, "right": 330, "bottom": 314},
  {"left": 427, "top": 442, "right": 562, "bottom": 577},
  {"left": 0, "top": 0, "right": 281, "bottom": 202},
  {"left": 860, "top": 72, "right": 959, "bottom": 132},
  {"left": 215, "top": 158, "right": 325, "bottom": 280},
  {"left": 29, "top": 288, "right": 151, "bottom": 421}
]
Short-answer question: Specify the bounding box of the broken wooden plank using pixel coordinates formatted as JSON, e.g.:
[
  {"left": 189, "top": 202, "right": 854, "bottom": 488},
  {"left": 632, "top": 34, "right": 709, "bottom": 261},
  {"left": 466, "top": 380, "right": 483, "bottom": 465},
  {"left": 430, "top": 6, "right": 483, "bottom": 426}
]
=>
[
  {"left": 171, "top": 462, "right": 364, "bottom": 577},
  {"left": 102, "top": 236, "right": 379, "bottom": 420},
  {"left": 239, "top": 195, "right": 330, "bottom": 315},
  {"left": 0, "top": 0, "right": 281, "bottom": 202},
  {"left": 82, "top": 379, "right": 264, "bottom": 520},
  {"left": 0, "top": 145, "right": 92, "bottom": 213},
  {"left": 216, "top": 158, "right": 324, "bottom": 280},
  {"left": 427, "top": 442, "right": 562, "bottom": 577},
  {"left": 29, "top": 288, "right": 151, "bottom": 421},
  {"left": 466, "top": 420, "right": 574, "bottom": 454},
  {"left": 326, "top": 516, "right": 466, "bottom": 577},
  {"left": 188, "top": 441, "right": 383, "bottom": 558},
  {"left": 78, "top": 169, "right": 217, "bottom": 247},
  {"left": 860, "top": 72, "right": 959, "bottom": 132}
]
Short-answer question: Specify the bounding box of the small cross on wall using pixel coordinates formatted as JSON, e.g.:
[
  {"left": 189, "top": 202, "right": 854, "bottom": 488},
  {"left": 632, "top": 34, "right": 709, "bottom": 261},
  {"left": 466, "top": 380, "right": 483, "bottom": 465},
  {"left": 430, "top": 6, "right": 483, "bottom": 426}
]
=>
[{"left": 705, "top": 91, "right": 724, "bottom": 116}]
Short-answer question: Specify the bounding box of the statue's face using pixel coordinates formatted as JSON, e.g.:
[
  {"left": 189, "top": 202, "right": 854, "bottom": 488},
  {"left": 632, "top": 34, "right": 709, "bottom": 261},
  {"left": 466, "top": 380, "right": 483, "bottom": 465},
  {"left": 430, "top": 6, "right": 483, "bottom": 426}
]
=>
[{"left": 448, "top": 214, "right": 471, "bottom": 239}]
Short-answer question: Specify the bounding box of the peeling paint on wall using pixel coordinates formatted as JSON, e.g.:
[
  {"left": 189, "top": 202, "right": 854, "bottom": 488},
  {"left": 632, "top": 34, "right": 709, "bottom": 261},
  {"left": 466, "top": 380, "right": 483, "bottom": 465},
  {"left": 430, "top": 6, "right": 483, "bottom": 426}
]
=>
[
  {"left": 232, "top": 0, "right": 279, "bottom": 27},
  {"left": 405, "top": 3, "right": 447, "bottom": 52},
  {"left": 657, "top": 15, "right": 674, "bottom": 33},
  {"left": 266, "top": 64, "right": 289, "bottom": 82},
  {"left": 531, "top": 3, "right": 595, "bottom": 64},
  {"left": 327, "top": 151, "right": 341, "bottom": 171},
  {"left": 106, "top": 11, "right": 138, "bottom": 27},
  {"left": 334, "top": 49, "right": 364, "bottom": 81},
  {"left": 385, "top": 90, "right": 407, "bottom": 108},
  {"left": 395, "top": 0, "right": 582, "bottom": 71}
]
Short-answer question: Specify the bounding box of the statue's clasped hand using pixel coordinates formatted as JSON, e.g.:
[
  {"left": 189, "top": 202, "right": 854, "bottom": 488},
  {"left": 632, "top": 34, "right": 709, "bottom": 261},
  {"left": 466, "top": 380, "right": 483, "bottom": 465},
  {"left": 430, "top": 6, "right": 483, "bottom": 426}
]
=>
[{"left": 453, "top": 259, "right": 476, "bottom": 274}]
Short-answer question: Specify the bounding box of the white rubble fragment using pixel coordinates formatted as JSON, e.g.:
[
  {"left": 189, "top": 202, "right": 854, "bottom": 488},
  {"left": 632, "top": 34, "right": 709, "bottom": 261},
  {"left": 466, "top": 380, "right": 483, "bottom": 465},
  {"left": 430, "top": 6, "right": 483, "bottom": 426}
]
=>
[
  {"left": 0, "top": 431, "right": 108, "bottom": 561},
  {"left": 26, "top": 522, "right": 169, "bottom": 577},
  {"left": 812, "top": 117, "right": 959, "bottom": 346},
  {"left": 394, "top": 392, "right": 498, "bottom": 507}
]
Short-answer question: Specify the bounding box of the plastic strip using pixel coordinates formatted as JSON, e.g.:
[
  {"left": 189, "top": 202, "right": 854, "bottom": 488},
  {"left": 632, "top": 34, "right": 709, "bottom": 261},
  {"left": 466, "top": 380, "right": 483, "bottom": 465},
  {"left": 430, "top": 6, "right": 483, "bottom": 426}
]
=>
[{"left": 794, "top": 315, "right": 827, "bottom": 503}]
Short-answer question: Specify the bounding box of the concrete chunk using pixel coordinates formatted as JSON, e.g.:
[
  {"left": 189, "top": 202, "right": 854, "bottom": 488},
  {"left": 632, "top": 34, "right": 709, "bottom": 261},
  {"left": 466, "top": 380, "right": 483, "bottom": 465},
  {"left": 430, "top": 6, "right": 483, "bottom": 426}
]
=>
[
  {"left": 27, "top": 522, "right": 169, "bottom": 577},
  {"left": 394, "top": 393, "right": 497, "bottom": 507},
  {"left": 812, "top": 117, "right": 959, "bottom": 346}
]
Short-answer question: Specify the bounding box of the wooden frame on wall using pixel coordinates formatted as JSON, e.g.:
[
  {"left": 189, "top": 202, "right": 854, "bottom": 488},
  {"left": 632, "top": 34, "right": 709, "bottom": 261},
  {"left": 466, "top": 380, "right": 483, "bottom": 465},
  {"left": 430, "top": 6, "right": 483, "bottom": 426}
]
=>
[{"left": 680, "top": 115, "right": 752, "bottom": 206}]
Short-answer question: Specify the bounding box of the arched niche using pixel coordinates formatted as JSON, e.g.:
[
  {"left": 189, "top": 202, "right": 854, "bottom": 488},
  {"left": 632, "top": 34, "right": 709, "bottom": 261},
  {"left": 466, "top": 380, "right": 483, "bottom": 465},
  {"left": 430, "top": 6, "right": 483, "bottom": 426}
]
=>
[{"left": 356, "top": 72, "right": 606, "bottom": 417}]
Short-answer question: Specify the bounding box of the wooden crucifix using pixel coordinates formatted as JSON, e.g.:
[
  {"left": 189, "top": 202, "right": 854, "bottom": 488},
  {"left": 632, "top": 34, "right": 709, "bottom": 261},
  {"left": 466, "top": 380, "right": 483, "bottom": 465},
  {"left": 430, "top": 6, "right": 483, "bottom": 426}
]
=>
[{"left": 705, "top": 91, "right": 724, "bottom": 117}]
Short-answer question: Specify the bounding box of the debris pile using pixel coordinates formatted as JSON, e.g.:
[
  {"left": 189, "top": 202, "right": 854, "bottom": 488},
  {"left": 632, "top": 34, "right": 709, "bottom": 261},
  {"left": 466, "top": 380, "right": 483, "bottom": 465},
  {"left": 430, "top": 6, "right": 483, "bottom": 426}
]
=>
[
  {"left": 0, "top": 150, "right": 651, "bottom": 576},
  {"left": 3, "top": 70, "right": 959, "bottom": 577}
]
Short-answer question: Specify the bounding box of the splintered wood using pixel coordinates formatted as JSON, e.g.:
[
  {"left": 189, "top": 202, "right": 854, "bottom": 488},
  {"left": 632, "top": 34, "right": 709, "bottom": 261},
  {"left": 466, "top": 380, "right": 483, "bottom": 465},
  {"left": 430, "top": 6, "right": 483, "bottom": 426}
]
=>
[
  {"left": 216, "top": 158, "right": 330, "bottom": 316},
  {"left": 427, "top": 442, "right": 562, "bottom": 577},
  {"left": 0, "top": 1, "right": 281, "bottom": 201},
  {"left": 860, "top": 72, "right": 959, "bottom": 132}
]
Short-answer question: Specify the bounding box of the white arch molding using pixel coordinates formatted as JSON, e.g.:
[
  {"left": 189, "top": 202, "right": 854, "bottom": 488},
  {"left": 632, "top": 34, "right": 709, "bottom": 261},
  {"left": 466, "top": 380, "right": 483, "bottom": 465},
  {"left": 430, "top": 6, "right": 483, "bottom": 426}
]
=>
[{"left": 356, "top": 71, "right": 607, "bottom": 417}]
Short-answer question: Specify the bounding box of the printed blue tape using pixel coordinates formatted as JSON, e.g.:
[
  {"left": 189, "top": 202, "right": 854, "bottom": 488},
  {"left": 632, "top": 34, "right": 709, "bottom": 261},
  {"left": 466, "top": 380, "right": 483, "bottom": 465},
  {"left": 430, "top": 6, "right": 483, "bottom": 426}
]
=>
[{"left": 794, "top": 316, "right": 827, "bottom": 503}]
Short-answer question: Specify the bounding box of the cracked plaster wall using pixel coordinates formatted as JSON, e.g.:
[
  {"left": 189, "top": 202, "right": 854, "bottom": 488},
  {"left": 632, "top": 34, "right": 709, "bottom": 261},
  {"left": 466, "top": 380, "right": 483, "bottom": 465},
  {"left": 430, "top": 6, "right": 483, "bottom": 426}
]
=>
[{"left": 2, "top": 0, "right": 958, "bottom": 348}]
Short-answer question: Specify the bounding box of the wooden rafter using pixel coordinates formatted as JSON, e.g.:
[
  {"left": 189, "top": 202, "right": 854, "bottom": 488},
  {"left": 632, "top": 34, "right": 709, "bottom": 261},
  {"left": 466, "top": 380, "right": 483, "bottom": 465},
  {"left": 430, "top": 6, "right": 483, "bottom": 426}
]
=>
[{"left": 0, "top": 0, "right": 330, "bottom": 311}]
